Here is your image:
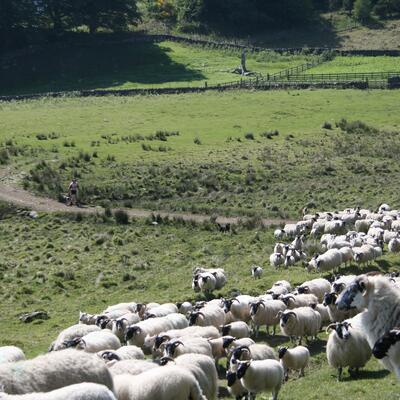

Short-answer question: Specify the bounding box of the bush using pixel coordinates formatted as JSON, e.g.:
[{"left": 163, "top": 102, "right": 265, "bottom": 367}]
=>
[
  {"left": 104, "top": 207, "right": 112, "bottom": 218},
  {"left": 354, "top": 0, "right": 372, "bottom": 22},
  {"left": 322, "top": 121, "right": 332, "bottom": 130},
  {"left": 114, "top": 209, "right": 129, "bottom": 225},
  {"left": 36, "top": 134, "right": 48, "bottom": 140},
  {"left": 194, "top": 137, "right": 202, "bottom": 145},
  {"left": 244, "top": 132, "right": 255, "bottom": 140}
]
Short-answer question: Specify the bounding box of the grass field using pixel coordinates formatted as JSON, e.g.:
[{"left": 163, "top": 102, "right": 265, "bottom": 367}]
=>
[
  {"left": 1, "top": 90, "right": 400, "bottom": 217},
  {"left": 0, "top": 205, "right": 398, "bottom": 398},
  {"left": 0, "top": 41, "right": 319, "bottom": 95},
  {"left": 307, "top": 56, "right": 400, "bottom": 74}
]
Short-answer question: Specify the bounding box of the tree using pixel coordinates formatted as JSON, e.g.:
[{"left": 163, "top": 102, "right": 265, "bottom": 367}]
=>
[
  {"left": 146, "top": 0, "right": 177, "bottom": 25},
  {"left": 72, "top": 0, "right": 140, "bottom": 33},
  {"left": 353, "top": 0, "right": 373, "bottom": 21}
]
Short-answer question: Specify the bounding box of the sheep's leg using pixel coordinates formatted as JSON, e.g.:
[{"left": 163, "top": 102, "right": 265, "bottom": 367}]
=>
[
  {"left": 337, "top": 367, "right": 342, "bottom": 382},
  {"left": 250, "top": 393, "right": 256, "bottom": 400},
  {"left": 272, "top": 389, "right": 278, "bottom": 400},
  {"left": 300, "top": 367, "right": 305, "bottom": 377},
  {"left": 265, "top": 325, "right": 269, "bottom": 336},
  {"left": 273, "top": 325, "right": 276, "bottom": 336},
  {"left": 284, "top": 368, "right": 289, "bottom": 381}
]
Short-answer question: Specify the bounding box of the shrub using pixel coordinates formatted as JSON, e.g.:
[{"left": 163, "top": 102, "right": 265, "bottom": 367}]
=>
[
  {"left": 322, "top": 121, "right": 332, "bottom": 130},
  {"left": 260, "top": 130, "right": 279, "bottom": 139},
  {"left": 244, "top": 132, "right": 255, "bottom": 140},
  {"left": 194, "top": 137, "right": 202, "bottom": 145},
  {"left": 36, "top": 134, "right": 48, "bottom": 140},
  {"left": 104, "top": 207, "right": 112, "bottom": 218},
  {"left": 114, "top": 209, "right": 129, "bottom": 225}
]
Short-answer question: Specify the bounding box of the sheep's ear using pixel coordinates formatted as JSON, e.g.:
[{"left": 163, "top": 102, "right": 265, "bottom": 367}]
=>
[
  {"left": 359, "top": 276, "right": 370, "bottom": 296},
  {"left": 0, "top": 384, "right": 4, "bottom": 393}
]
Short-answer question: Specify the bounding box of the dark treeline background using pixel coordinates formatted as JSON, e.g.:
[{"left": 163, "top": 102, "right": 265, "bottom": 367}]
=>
[{"left": 1, "top": 0, "right": 400, "bottom": 52}]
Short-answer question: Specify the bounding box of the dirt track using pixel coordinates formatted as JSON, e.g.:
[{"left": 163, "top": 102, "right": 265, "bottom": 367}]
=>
[{"left": 0, "top": 168, "right": 295, "bottom": 226}]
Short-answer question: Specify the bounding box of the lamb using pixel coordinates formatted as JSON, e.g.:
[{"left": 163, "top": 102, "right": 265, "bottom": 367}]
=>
[
  {"left": 269, "top": 253, "right": 284, "bottom": 268},
  {"left": 98, "top": 346, "right": 145, "bottom": 362},
  {"left": 297, "top": 278, "right": 331, "bottom": 302},
  {"left": 236, "top": 359, "right": 284, "bottom": 400},
  {"left": 0, "top": 349, "right": 114, "bottom": 394},
  {"left": 251, "top": 265, "right": 263, "bottom": 279},
  {"left": 284, "top": 254, "right": 296, "bottom": 268},
  {"left": 193, "top": 268, "right": 226, "bottom": 290},
  {"left": 113, "top": 366, "right": 207, "bottom": 400},
  {"left": 323, "top": 292, "right": 358, "bottom": 322},
  {"left": 160, "top": 353, "right": 218, "bottom": 400},
  {"left": 0, "top": 383, "right": 116, "bottom": 400},
  {"left": 280, "top": 293, "right": 318, "bottom": 309},
  {"left": 336, "top": 274, "right": 400, "bottom": 373},
  {"left": 126, "top": 313, "right": 188, "bottom": 348},
  {"left": 326, "top": 321, "right": 371, "bottom": 381},
  {"left": 273, "top": 243, "right": 286, "bottom": 254},
  {"left": 221, "top": 321, "right": 251, "bottom": 338},
  {"left": 197, "top": 273, "right": 217, "bottom": 294},
  {"left": 278, "top": 346, "right": 310, "bottom": 380},
  {"left": 388, "top": 237, "right": 400, "bottom": 253},
  {"left": 75, "top": 330, "right": 121, "bottom": 353},
  {"left": 278, "top": 307, "right": 321, "bottom": 344},
  {"left": 143, "top": 303, "right": 178, "bottom": 319},
  {"left": 274, "top": 229, "right": 286, "bottom": 240},
  {"left": 163, "top": 337, "right": 213, "bottom": 359},
  {"left": 223, "top": 295, "right": 255, "bottom": 323},
  {"left": 314, "top": 249, "right": 342, "bottom": 272},
  {"left": 372, "top": 328, "right": 400, "bottom": 380},
  {"left": 189, "top": 305, "right": 226, "bottom": 328},
  {"left": 0, "top": 347, "right": 25, "bottom": 364},
  {"left": 250, "top": 299, "right": 286, "bottom": 336},
  {"left": 109, "top": 359, "right": 160, "bottom": 376}
]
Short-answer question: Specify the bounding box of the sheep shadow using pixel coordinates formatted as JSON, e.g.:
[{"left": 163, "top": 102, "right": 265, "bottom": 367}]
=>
[
  {"left": 341, "top": 368, "right": 390, "bottom": 382},
  {"left": 255, "top": 332, "right": 289, "bottom": 348},
  {"left": 307, "top": 337, "right": 326, "bottom": 357}
]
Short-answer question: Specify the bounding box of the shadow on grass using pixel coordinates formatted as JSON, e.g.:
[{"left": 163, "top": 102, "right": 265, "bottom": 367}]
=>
[
  {"left": 308, "top": 337, "right": 326, "bottom": 357},
  {"left": 341, "top": 368, "right": 391, "bottom": 381},
  {"left": 337, "top": 260, "right": 392, "bottom": 276},
  {"left": 0, "top": 40, "right": 206, "bottom": 95}
]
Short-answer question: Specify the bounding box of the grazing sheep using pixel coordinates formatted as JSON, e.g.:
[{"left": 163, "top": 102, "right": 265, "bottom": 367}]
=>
[
  {"left": 0, "top": 383, "right": 116, "bottom": 400},
  {"left": 251, "top": 266, "right": 263, "bottom": 279},
  {"left": 113, "top": 366, "right": 207, "bottom": 400},
  {"left": 338, "top": 247, "right": 354, "bottom": 267},
  {"left": 163, "top": 337, "right": 213, "bottom": 359},
  {"left": 372, "top": 328, "right": 400, "bottom": 380},
  {"left": 0, "top": 347, "right": 25, "bottom": 365},
  {"left": 324, "top": 220, "right": 346, "bottom": 235},
  {"left": 76, "top": 330, "right": 121, "bottom": 353},
  {"left": 297, "top": 278, "right": 331, "bottom": 302},
  {"left": 278, "top": 307, "right": 321, "bottom": 345},
  {"left": 98, "top": 346, "right": 144, "bottom": 363},
  {"left": 161, "top": 354, "right": 218, "bottom": 400},
  {"left": 221, "top": 321, "right": 251, "bottom": 339},
  {"left": 236, "top": 359, "right": 284, "bottom": 400},
  {"left": 0, "top": 349, "right": 114, "bottom": 394},
  {"left": 109, "top": 359, "right": 160, "bottom": 376},
  {"left": 269, "top": 253, "right": 284, "bottom": 269},
  {"left": 283, "top": 224, "right": 299, "bottom": 239},
  {"left": 336, "top": 274, "right": 400, "bottom": 373},
  {"left": 250, "top": 299, "right": 286, "bottom": 336},
  {"left": 280, "top": 293, "right": 318, "bottom": 309},
  {"left": 326, "top": 321, "right": 371, "bottom": 381},
  {"left": 274, "top": 229, "right": 286, "bottom": 240},
  {"left": 314, "top": 249, "right": 342, "bottom": 273},
  {"left": 126, "top": 313, "right": 188, "bottom": 348},
  {"left": 278, "top": 346, "right": 310, "bottom": 380},
  {"left": 189, "top": 305, "right": 226, "bottom": 329},
  {"left": 198, "top": 273, "right": 217, "bottom": 294}
]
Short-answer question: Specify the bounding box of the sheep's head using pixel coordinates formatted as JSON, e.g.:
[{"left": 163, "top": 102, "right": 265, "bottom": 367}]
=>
[
  {"left": 297, "top": 285, "right": 309, "bottom": 294},
  {"left": 372, "top": 329, "right": 400, "bottom": 359},
  {"left": 158, "top": 356, "right": 174, "bottom": 366},
  {"left": 280, "top": 295, "right": 295, "bottom": 307},
  {"left": 279, "top": 311, "right": 297, "bottom": 329},
  {"left": 249, "top": 300, "right": 264, "bottom": 316},
  {"left": 226, "top": 371, "right": 237, "bottom": 387},
  {"left": 222, "top": 336, "right": 236, "bottom": 349},
  {"left": 221, "top": 324, "right": 231, "bottom": 336},
  {"left": 323, "top": 292, "right": 337, "bottom": 306},
  {"left": 223, "top": 298, "right": 239, "bottom": 313},
  {"left": 278, "top": 346, "right": 288, "bottom": 359},
  {"left": 154, "top": 335, "right": 170, "bottom": 350},
  {"left": 100, "top": 350, "right": 120, "bottom": 362},
  {"left": 336, "top": 276, "right": 369, "bottom": 311},
  {"left": 236, "top": 360, "right": 251, "bottom": 379},
  {"left": 327, "top": 322, "right": 352, "bottom": 340},
  {"left": 164, "top": 340, "right": 183, "bottom": 357},
  {"left": 125, "top": 326, "right": 142, "bottom": 342},
  {"left": 188, "top": 311, "right": 203, "bottom": 325},
  {"left": 332, "top": 282, "right": 346, "bottom": 294}
]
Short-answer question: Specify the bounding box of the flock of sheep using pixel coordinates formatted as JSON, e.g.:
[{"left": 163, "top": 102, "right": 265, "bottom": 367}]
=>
[{"left": 0, "top": 204, "right": 400, "bottom": 399}]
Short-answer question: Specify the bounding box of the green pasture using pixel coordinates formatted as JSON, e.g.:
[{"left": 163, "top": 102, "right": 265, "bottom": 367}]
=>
[
  {"left": 0, "top": 41, "right": 318, "bottom": 96},
  {"left": 0, "top": 206, "right": 398, "bottom": 398},
  {"left": 307, "top": 56, "right": 400, "bottom": 74},
  {"left": 1, "top": 90, "right": 400, "bottom": 217}
]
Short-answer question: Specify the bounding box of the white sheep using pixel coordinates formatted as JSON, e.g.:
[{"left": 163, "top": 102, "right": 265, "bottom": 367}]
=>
[
  {"left": 388, "top": 237, "right": 400, "bottom": 253},
  {"left": 126, "top": 313, "right": 188, "bottom": 348},
  {"left": 274, "top": 229, "right": 286, "bottom": 240},
  {"left": 189, "top": 305, "right": 225, "bottom": 329},
  {"left": 113, "top": 366, "right": 207, "bottom": 400},
  {"left": 272, "top": 280, "right": 292, "bottom": 292},
  {"left": 198, "top": 273, "right": 217, "bottom": 294},
  {"left": 324, "top": 220, "right": 346, "bottom": 235},
  {"left": 0, "top": 383, "right": 116, "bottom": 400},
  {"left": 236, "top": 359, "right": 284, "bottom": 400},
  {"left": 77, "top": 330, "right": 121, "bottom": 353},
  {"left": 278, "top": 345, "right": 310, "bottom": 380},
  {"left": 250, "top": 299, "right": 286, "bottom": 336},
  {"left": 383, "top": 230, "right": 399, "bottom": 244},
  {"left": 50, "top": 324, "right": 101, "bottom": 351},
  {"left": 280, "top": 293, "right": 318, "bottom": 309},
  {"left": 338, "top": 247, "right": 354, "bottom": 267},
  {"left": 163, "top": 337, "right": 213, "bottom": 359},
  {"left": 161, "top": 353, "right": 218, "bottom": 400},
  {"left": 221, "top": 321, "right": 251, "bottom": 338},
  {"left": 251, "top": 265, "right": 263, "bottom": 279},
  {"left": 230, "top": 344, "right": 277, "bottom": 368},
  {"left": 0, "top": 349, "right": 114, "bottom": 394},
  {"left": 284, "top": 254, "right": 296, "bottom": 268},
  {"left": 297, "top": 278, "right": 331, "bottom": 302},
  {"left": 111, "top": 312, "right": 140, "bottom": 343},
  {"left": 372, "top": 328, "right": 400, "bottom": 380},
  {"left": 331, "top": 275, "right": 357, "bottom": 293},
  {"left": 143, "top": 303, "right": 178, "bottom": 319},
  {"left": 336, "top": 274, "right": 400, "bottom": 374},
  {"left": 352, "top": 244, "right": 375, "bottom": 266},
  {"left": 223, "top": 296, "right": 255, "bottom": 323},
  {"left": 98, "top": 345, "right": 144, "bottom": 363},
  {"left": 323, "top": 292, "right": 358, "bottom": 322},
  {"left": 273, "top": 243, "right": 286, "bottom": 254},
  {"left": 278, "top": 307, "right": 321, "bottom": 344},
  {"left": 109, "top": 359, "right": 160, "bottom": 376},
  {"left": 326, "top": 321, "right": 371, "bottom": 381},
  {"left": 283, "top": 223, "right": 299, "bottom": 238},
  {"left": 0, "top": 346, "right": 25, "bottom": 364},
  {"left": 176, "top": 301, "right": 193, "bottom": 315},
  {"left": 226, "top": 370, "right": 248, "bottom": 400},
  {"left": 269, "top": 253, "right": 284, "bottom": 268},
  {"left": 104, "top": 302, "right": 137, "bottom": 314},
  {"left": 314, "top": 249, "right": 342, "bottom": 272}
]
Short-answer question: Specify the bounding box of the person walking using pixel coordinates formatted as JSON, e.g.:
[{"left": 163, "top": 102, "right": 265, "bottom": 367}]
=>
[{"left": 68, "top": 178, "right": 79, "bottom": 206}]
